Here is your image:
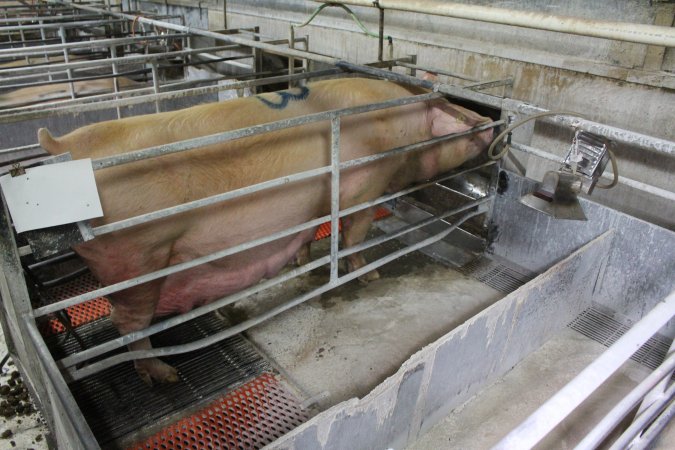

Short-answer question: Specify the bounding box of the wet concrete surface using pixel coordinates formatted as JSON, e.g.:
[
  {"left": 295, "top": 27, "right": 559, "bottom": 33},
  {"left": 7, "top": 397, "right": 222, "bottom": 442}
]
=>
[
  {"left": 221, "top": 233, "right": 502, "bottom": 409},
  {"left": 408, "top": 328, "right": 675, "bottom": 450}
]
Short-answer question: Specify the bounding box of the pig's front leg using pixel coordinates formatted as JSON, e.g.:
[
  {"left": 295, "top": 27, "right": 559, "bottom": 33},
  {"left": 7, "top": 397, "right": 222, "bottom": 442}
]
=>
[
  {"left": 294, "top": 242, "right": 311, "bottom": 266},
  {"left": 342, "top": 207, "right": 380, "bottom": 284},
  {"left": 109, "top": 281, "right": 179, "bottom": 386}
]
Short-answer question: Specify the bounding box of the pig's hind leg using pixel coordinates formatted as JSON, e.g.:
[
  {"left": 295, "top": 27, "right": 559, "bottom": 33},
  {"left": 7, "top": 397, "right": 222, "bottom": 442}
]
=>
[
  {"left": 342, "top": 208, "right": 380, "bottom": 284},
  {"left": 109, "top": 280, "right": 179, "bottom": 386}
]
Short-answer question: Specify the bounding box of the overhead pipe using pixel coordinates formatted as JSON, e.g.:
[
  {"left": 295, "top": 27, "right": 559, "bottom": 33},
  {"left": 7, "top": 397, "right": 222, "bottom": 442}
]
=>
[{"left": 318, "top": 0, "right": 675, "bottom": 47}]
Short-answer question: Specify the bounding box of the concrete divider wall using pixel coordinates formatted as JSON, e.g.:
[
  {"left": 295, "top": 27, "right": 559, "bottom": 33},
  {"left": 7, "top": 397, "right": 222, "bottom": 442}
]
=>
[
  {"left": 267, "top": 230, "right": 614, "bottom": 449},
  {"left": 491, "top": 171, "right": 675, "bottom": 330}
]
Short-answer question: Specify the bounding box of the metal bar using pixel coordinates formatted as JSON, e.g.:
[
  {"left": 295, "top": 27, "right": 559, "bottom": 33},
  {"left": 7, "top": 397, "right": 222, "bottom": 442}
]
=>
[
  {"left": 0, "top": 32, "right": 188, "bottom": 57},
  {"left": 22, "top": 317, "right": 101, "bottom": 449},
  {"left": 514, "top": 103, "right": 675, "bottom": 156},
  {"left": 0, "top": 44, "right": 243, "bottom": 77},
  {"left": 340, "top": 196, "right": 491, "bottom": 259},
  {"left": 510, "top": 142, "right": 675, "bottom": 202},
  {"left": 465, "top": 78, "right": 514, "bottom": 91},
  {"left": 90, "top": 121, "right": 501, "bottom": 237},
  {"left": 574, "top": 352, "right": 675, "bottom": 449},
  {"left": 63, "top": 207, "right": 486, "bottom": 380},
  {"left": 330, "top": 116, "right": 340, "bottom": 282},
  {"left": 150, "top": 61, "right": 160, "bottom": 113},
  {"left": 394, "top": 61, "right": 478, "bottom": 82},
  {"left": 0, "top": 17, "right": 127, "bottom": 32},
  {"left": 320, "top": 0, "right": 675, "bottom": 47},
  {"left": 93, "top": 166, "right": 332, "bottom": 236},
  {"left": 90, "top": 92, "right": 442, "bottom": 170},
  {"left": 57, "top": 254, "right": 330, "bottom": 370},
  {"left": 33, "top": 214, "right": 329, "bottom": 318},
  {"left": 54, "top": 1, "right": 339, "bottom": 65},
  {"left": 336, "top": 60, "right": 504, "bottom": 109},
  {"left": 628, "top": 397, "right": 675, "bottom": 450},
  {"left": 0, "top": 69, "right": 341, "bottom": 122},
  {"left": 33, "top": 157, "right": 494, "bottom": 319},
  {"left": 0, "top": 13, "right": 107, "bottom": 24},
  {"left": 58, "top": 26, "right": 76, "bottom": 100},
  {"left": 493, "top": 290, "right": 675, "bottom": 450},
  {"left": 635, "top": 339, "right": 675, "bottom": 416},
  {"left": 607, "top": 383, "right": 675, "bottom": 450}
]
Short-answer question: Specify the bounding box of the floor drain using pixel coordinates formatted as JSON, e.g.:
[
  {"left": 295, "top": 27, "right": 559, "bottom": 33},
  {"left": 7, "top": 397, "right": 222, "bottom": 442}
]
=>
[
  {"left": 459, "top": 256, "right": 535, "bottom": 294},
  {"left": 569, "top": 303, "right": 672, "bottom": 371}
]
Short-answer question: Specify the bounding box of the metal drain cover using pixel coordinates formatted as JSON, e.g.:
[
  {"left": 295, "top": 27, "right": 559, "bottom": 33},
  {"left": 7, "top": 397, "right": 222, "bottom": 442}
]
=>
[
  {"left": 458, "top": 256, "right": 535, "bottom": 294},
  {"left": 569, "top": 303, "right": 673, "bottom": 372}
]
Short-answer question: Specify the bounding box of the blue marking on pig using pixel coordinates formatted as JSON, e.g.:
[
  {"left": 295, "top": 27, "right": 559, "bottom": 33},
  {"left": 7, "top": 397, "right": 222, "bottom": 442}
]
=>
[{"left": 256, "top": 86, "right": 310, "bottom": 109}]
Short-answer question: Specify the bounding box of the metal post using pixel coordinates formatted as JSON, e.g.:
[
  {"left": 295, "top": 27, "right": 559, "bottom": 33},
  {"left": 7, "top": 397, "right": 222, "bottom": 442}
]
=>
[
  {"left": 150, "top": 61, "right": 160, "bottom": 112},
  {"left": 38, "top": 19, "right": 52, "bottom": 78},
  {"left": 330, "top": 116, "right": 341, "bottom": 283},
  {"left": 58, "top": 26, "right": 76, "bottom": 99},
  {"left": 377, "top": 5, "right": 384, "bottom": 62},
  {"left": 110, "top": 44, "right": 122, "bottom": 119}
]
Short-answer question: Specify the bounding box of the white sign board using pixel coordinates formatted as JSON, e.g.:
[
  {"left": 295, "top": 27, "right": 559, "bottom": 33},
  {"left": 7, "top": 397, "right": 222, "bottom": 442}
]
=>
[{"left": 0, "top": 159, "right": 103, "bottom": 233}]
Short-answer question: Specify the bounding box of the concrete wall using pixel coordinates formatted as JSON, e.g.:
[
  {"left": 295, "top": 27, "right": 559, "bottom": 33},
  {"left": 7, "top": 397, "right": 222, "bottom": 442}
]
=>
[{"left": 189, "top": 0, "right": 674, "bottom": 230}]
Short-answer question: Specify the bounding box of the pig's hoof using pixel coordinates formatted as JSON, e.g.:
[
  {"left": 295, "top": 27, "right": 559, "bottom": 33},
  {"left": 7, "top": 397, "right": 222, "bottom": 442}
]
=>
[
  {"left": 136, "top": 358, "right": 179, "bottom": 386},
  {"left": 358, "top": 269, "right": 380, "bottom": 285}
]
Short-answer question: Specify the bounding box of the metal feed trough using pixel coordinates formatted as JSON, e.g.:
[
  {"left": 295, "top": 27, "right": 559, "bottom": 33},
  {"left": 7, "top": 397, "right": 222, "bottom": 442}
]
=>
[{"left": 0, "top": 1, "right": 673, "bottom": 449}]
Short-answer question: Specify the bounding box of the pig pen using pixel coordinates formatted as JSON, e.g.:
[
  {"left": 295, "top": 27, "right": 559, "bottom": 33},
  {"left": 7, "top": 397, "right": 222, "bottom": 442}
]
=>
[{"left": 0, "top": 3, "right": 674, "bottom": 450}]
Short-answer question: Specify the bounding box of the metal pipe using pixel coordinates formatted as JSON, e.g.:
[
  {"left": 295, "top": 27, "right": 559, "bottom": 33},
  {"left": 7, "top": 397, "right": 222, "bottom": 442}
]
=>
[
  {"left": 33, "top": 157, "right": 494, "bottom": 319},
  {"left": 628, "top": 397, "right": 675, "bottom": 450},
  {"left": 0, "top": 69, "right": 342, "bottom": 122},
  {"left": 23, "top": 318, "right": 100, "bottom": 448},
  {"left": 0, "top": 32, "right": 188, "bottom": 57},
  {"left": 515, "top": 103, "right": 675, "bottom": 156},
  {"left": 510, "top": 142, "right": 675, "bottom": 202},
  {"left": 607, "top": 382, "right": 675, "bottom": 450},
  {"left": 0, "top": 44, "right": 243, "bottom": 77},
  {"left": 330, "top": 117, "right": 341, "bottom": 282},
  {"left": 90, "top": 123, "right": 498, "bottom": 237},
  {"left": 53, "top": 0, "right": 339, "bottom": 65},
  {"left": 64, "top": 207, "right": 486, "bottom": 380},
  {"left": 0, "top": 17, "right": 126, "bottom": 32},
  {"left": 54, "top": 164, "right": 492, "bottom": 371},
  {"left": 33, "top": 214, "right": 329, "bottom": 317},
  {"left": 90, "top": 91, "right": 442, "bottom": 170},
  {"left": 574, "top": 352, "right": 675, "bottom": 449},
  {"left": 319, "top": 0, "right": 675, "bottom": 47},
  {"left": 493, "top": 290, "right": 675, "bottom": 450},
  {"left": 58, "top": 256, "right": 330, "bottom": 370}
]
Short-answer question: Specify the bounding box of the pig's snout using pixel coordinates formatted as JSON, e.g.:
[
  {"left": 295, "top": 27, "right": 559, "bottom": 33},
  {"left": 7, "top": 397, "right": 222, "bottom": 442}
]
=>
[{"left": 477, "top": 125, "right": 494, "bottom": 147}]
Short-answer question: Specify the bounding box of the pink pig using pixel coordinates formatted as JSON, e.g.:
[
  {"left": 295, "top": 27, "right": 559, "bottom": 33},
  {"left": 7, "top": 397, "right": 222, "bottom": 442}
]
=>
[{"left": 38, "top": 77, "right": 493, "bottom": 385}]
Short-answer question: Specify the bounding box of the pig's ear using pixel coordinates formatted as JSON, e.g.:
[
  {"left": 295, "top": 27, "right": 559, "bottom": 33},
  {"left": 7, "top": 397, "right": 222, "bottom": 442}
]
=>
[
  {"left": 422, "top": 72, "right": 438, "bottom": 82},
  {"left": 428, "top": 104, "right": 474, "bottom": 137}
]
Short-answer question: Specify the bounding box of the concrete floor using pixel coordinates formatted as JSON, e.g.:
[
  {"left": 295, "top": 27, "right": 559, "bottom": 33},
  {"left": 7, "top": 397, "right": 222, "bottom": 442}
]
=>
[
  {"left": 0, "top": 326, "right": 49, "bottom": 450},
  {"left": 223, "top": 238, "right": 502, "bottom": 410},
  {"left": 407, "top": 328, "right": 675, "bottom": 450}
]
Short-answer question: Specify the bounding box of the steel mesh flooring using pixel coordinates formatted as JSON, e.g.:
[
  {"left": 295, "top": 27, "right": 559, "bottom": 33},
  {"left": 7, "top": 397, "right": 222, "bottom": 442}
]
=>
[
  {"left": 458, "top": 256, "right": 535, "bottom": 294},
  {"left": 38, "top": 269, "right": 313, "bottom": 448},
  {"left": 129, "top": 373, "right": 309, "bottom": 450},
  {"left": 569, "top": 303, "right": 673, "bottom": 372},
  {"left": 45, "top": 313, "right": 276, "bottom": 448}
]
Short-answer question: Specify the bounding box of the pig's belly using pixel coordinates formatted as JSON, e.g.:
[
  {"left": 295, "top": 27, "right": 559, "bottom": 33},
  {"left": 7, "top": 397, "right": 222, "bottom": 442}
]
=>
[{"left": 154, "top": 228, "right": 314, "bottom": 316}]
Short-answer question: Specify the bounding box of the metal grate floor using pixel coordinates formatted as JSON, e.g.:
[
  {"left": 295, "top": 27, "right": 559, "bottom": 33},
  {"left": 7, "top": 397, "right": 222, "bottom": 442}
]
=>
[
  {"left": 40, "top": 272, "right": 309, "bottom": 448},
  {"left": 129, "top": 373, "right": 309, "bottom": 450},
  {"left": 458, "top": 256, "right": 535, "bottom": 294},
  {"left": 569, "top": 303, "right": 673, "bottom": 372}
]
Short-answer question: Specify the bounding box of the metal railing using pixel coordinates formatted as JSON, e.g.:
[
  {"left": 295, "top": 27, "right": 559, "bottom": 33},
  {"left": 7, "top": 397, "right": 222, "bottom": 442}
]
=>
[
  {"left": 18, "top": 85, "right": 501, "bottom": 380},
  {"left": 493, "top": 291, "right": 675, "bottom": 450}
]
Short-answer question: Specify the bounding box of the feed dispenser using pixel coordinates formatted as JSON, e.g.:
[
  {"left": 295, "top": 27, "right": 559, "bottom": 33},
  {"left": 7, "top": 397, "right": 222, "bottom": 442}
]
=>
[{"left": 520, "top": 130, "right": 614, "bottom": 220}]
